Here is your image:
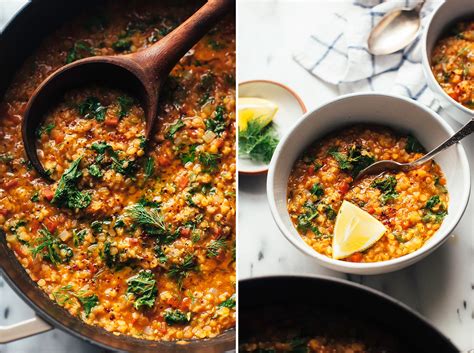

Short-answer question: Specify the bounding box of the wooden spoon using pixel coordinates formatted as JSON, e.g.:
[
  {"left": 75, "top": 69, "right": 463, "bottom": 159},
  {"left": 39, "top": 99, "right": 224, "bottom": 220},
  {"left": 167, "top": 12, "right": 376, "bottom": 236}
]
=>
[{"left": 22, "top": 0, "right": 233, "bottom": 181}]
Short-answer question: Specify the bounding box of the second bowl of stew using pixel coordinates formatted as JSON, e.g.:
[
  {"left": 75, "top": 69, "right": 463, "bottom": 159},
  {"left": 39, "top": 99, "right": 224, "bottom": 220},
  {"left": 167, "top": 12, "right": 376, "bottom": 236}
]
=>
[{"left": 267, "top": 93, "right": 470, "bottom": 275}]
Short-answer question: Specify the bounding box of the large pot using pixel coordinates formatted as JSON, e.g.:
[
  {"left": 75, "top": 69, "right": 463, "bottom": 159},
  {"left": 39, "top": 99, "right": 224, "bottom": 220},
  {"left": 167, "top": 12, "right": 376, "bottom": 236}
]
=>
[
  {"left": 239, "top": 275, "right": 460, "bottom": 353},
  {"left": 0, "top": 1, "right": 235, "bottom": 352}
]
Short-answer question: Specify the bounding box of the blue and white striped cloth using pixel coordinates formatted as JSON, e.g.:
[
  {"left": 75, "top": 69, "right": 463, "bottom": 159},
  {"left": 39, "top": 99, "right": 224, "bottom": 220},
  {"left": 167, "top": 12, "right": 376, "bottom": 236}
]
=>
[{"left": 294, "top": 0, "right": 441, "bottom": 111}]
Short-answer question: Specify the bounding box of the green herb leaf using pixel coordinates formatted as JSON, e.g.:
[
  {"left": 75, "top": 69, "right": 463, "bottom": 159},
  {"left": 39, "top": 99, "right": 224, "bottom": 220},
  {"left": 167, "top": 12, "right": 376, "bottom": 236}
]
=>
[
  {"left": 329, "top": 146, "right": 376, "bottom": 178},
  {"left": 73, "top": 229, "right": 87, "bottom": 247},
  {"left": 405, "top": 135, "right": 425, "bottom": 153},
  {"left": 198, "top": 152, "right": 221, "bottom": 173},
  {"left": 144, "top": 157, "right": 154, "bottom": 181},
  {"left": 126, "top": 203, "right": 167, "bottom": 236},
  {"left": 425, "top": 195, "right": 440, "bottom": 210},
  {"left": 77, "top": 97, "right": 107, "bottom": 122},
  {"left": 77, "top": 294, "right": 99, "bottom": 317},
  {"left": 52, "top": 157, "right": 92, "bottom": 209},
  {"left": 127, "top": 270, "right": 157, "bottom": 310},
  {"left": 310, "top": 183, "right": 324, "bottom": 197},
  {"left": 31, "top": 226, "right": 73, "bottom": 265},
  {"left": 163, "top": 309, "right": 191, "bottom": 325},
  {"left": 112, "top": 38, "right": 132, "bottom": 52},
  {"left": 117, "top": 95, "right": 134, "bottom": 118},
  {"left": 31, "top": 191, "right": 40, "bottom": 202},
  {"left": 66, "top": 41, "right": 93, "bottom": 64},
  {"left": 239, "top": 120, "right": 279, "bottom": 163},
  {"left": 371, "top": 175, "right": 398, "bottom": 205},
  {"left": 206, "top": 238, "right": 228, "bottom": 258},
  {"left": 88, "top": 164, "right": 102, "bottom": 178},
  {"left": 179, "top": 145, "right": 197, "bottom": 165},
  {"left": 166, "top": 119, "right": 185, "bottom": 139},
  {"left": 167, "top": 254, "right": 198, "bottom": 289},
  {"left": 36, "top": 123, "right": 55, "bottom": 138},
  {"left": 218, "top": 294, "right": 236, "bottom": 309},
  {"left": 205, "top": 105, "right": 227, "bottom": 135}
]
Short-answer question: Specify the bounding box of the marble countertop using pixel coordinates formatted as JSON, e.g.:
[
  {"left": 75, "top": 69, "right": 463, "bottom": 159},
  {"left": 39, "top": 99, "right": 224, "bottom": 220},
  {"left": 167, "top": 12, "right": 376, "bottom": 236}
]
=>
[{"left": 238, "top": 0, "right": 473, "bottom": 352}]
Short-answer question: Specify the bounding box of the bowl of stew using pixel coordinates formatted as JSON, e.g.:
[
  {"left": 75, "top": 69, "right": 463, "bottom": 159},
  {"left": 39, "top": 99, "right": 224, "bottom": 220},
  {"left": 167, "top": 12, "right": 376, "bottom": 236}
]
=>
[
  {"left": 421, "top": 0, "right": 474, "bottom": 124},
  {"left": 267, "top": 93, "right": 470, "bottom": 275}
]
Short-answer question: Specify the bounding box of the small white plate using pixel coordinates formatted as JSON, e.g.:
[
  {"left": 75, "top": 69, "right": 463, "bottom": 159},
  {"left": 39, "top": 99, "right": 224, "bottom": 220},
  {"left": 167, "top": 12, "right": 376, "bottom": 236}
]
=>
[{"left": 238, "top": 80, "right": 306, "bottom": 175}]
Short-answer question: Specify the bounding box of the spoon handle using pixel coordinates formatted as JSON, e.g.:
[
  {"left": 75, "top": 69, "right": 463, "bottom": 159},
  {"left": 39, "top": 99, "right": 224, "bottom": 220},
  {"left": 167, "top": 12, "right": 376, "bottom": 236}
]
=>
[
  {"left": 130, "top": 0, "right": 233, "bottom": 81},
  {"left": 412, "top": 117, "right": 474, "bottom": 167}
]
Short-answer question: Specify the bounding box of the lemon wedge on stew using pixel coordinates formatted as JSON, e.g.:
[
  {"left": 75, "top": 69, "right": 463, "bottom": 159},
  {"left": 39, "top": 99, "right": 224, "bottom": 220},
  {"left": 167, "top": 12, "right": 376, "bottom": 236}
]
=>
[
  {"left": 332, "top": 201, "right": 387, "bottom": 260},
  {"left": 238, "top": 97, "right": 278, "bottom": 132}
]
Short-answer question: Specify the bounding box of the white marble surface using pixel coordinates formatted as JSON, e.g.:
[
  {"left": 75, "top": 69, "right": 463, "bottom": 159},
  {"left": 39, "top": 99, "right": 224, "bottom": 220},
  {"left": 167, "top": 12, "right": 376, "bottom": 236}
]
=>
[{"left": 238, "top": 0, "right": 474, "bottom": 352}]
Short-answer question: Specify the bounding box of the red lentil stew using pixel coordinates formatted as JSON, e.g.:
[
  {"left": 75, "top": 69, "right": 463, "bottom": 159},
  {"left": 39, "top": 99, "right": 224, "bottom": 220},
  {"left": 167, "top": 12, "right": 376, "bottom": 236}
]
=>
[
  {"left": 431, "top": 20, "right": 474, "bottom": 109},
  {"left": 287, "top": 126, "right": 448, "bottom": 263},
  {"left": 240, "top": 307, "right": 406, "bottom": 353},
  {"left": 0, "top": 0, "right": 235, "bottom": 341}
]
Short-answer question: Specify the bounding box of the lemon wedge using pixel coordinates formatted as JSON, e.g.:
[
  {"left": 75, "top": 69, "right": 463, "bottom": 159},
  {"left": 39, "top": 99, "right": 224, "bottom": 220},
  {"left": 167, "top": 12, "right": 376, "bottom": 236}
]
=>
[
  {"left": 238, "top": 97, "right": 278, "bottom": 132},
  {"left": 332, "top": 201, "right": 387, "bottom": 260}
]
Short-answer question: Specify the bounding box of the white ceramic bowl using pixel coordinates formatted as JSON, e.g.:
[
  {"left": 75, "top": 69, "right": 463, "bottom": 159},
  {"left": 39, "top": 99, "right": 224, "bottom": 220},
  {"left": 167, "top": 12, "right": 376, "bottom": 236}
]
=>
[
  {"left": 267, "top": 93, "right": 470, "bottom": 275},
  {"left": 421, "top": 0, "right": 474, "bottom": 124}
]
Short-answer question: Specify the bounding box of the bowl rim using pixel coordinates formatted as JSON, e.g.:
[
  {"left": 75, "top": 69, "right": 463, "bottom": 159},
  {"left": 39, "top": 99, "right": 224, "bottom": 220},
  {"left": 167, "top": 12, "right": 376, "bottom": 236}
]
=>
[
  {"left": 238, "top": 79, "right": 307, "bottom": 175},
  {"left": 421, "top": 1, "right": 474, "bottom": 116},
  {"left": 267, "top": 92, "right": 471, "bottom": 273}
]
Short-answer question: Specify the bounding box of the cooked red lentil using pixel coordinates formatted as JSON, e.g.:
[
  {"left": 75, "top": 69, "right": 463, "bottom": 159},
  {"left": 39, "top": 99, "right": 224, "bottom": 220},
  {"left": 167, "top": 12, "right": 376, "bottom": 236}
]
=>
[
  {"left": 431, "top": 20, "right": 474, "bottom": 109},
  {"left": 0, "top": 0, "right": 235, "bottom": 341},
  {"left": 240, "top": 308, "right": 405, "bottom": 353},
  {"left": 287, "top": 126, "right": 448, "bottom": 263}
]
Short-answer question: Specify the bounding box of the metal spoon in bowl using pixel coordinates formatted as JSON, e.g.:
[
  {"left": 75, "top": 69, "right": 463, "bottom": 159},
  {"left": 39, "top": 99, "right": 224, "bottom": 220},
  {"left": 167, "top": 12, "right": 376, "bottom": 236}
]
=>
[
  {"left": 354, "top": 117, "right": 474, "bottom": 182},
  {"left": 367, "top": 0, "right": 424, "bottom": 55},
  {"left": 22, "top": 0, "right": 233, "bottom": 181}
]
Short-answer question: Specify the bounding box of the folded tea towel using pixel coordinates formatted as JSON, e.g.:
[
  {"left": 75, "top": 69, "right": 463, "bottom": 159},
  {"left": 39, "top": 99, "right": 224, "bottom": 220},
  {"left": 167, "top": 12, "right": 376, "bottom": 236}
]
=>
[{"left": 293, "top": 0, "right": 441, "bottom": 111}]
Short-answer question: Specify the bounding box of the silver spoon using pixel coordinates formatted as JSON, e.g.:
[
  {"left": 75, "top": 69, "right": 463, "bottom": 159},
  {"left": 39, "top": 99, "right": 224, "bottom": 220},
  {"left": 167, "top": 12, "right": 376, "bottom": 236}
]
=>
[
  {"left": 367, "top": 0, "right": 425, "bottom": 55},
  {"left": 355, "top": 117, "right": 474, "bottom": 182}
]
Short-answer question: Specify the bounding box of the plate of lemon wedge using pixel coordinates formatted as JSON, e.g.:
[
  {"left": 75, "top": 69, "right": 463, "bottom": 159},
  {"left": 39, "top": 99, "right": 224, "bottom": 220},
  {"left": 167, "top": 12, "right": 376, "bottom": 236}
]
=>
[{"left": 238, "top": 80, "right": 306, "bottom": 174}]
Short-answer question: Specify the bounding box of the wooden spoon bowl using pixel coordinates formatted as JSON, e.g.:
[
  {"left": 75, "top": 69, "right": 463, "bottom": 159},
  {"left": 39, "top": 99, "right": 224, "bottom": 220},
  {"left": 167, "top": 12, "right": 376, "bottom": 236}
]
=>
[{"left": 22, "top": 0, "right": 233, "bottom": 181}]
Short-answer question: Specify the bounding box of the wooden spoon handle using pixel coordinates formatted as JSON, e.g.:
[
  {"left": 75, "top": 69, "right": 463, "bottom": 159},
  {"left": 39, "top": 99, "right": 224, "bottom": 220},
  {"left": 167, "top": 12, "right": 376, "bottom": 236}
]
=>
[{"left": 129, "top": 0, "right": 233, "bottom": 82}]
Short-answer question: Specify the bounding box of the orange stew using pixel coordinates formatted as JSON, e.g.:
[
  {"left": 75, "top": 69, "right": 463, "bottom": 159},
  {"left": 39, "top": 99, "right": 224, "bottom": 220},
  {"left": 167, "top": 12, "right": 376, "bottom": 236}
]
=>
[
  {"left": 0, "top": 0, "right": 235, "bottom": 341},
  {"left": 431, "top": 20, "right": 474, "bottom": 109},
  {"left": 287, "top": 126, "right": 448, "bottom": 263}
]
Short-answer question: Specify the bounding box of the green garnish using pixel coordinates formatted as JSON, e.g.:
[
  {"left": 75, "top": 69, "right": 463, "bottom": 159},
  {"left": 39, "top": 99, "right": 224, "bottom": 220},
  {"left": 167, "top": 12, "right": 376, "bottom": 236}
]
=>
[
  {"left": 126, "top": 203, "right": 167, "bottom": 236},
  {"left": 198, "top": 152, "right": 221, "bottom": 172},
  {"left": 155, "top": 244, "right": 168, "bottom": 263},
  {"left": 117, "top": 95, "right": 134, "bottom": 118},
  {"left": 239, "top": 119, "right": 279, "bottom": 163},
  {"left": 163, "top": 309, "right": 191, "bottom": 325},
  {"left": 371, "top": 175, "right": 398, "bottom": 205},
  {"left": 77, "top": 96, "right": 107, "bottom": 122},
  {"left": 218, "top": 294, "right": 236, "bottom": 309},
  {"left": 31, "top": 226, "right": 73, "bottom": 265},
  {"left": 179, "top": 145, "right": 197, "bottom": 165},
  {"left": 205, "top": 105, "right": 227, "bottom": 135},
  {"left": 422, "top": 195, "right": 447, "bottom": 223},
  {"left": 36, "top": 123, "right": 55, "bottom": 138},
  {"left": 112, "top": 38, "right": 132, "bottom": 52},
  {"left": 0, "top": 153, "right": 13, "bottom": 163},
  {"left": 208, "top": 39, "right": 224, "bottom": 50},
  {"left": 30, "top": 191, "right": 40, "bottom": 202},
  {"left": 166, "top": 119, "right": 185, "bottom": 139},
  {"left": 405, "top": 135, "right": 425, "bottom": 153},
  {"left": 78, "top": 294, "right": 99, "bottom": 317},
  {"left": 90, "top": 220, "right": 103, "bottom": 234},
  {"left": 425, "top": 195, "right": 440, "bottom": 210},
  {"left": 324, "top": 205, "right": 337, "bottom": 220},
  {"left": 167, "top": 254, "right": 198, "bottom": 289},
  {"left": 329, "top": 145, "right": 375, "bottom": 178},
  {"left": 310, "top": 183, "right": 324, "bottom": 197},
  {"left": 296, "top": 202, "right": 321, "bottom": 236},
  {"left": 66, "top": 41, "right": 93, "bottom": 64},
  {"left": 144, "top": 157, "right": 154, "bottom": 181},
  {"left": 127, "top": 270, "right": 157, "bottom": 310},
  {"left": 52, "top": 157, "right": 92, "bottom": 209},
  {"left": 88, "top": 164, "right": 102, "bottom": 178},
  {"left": 206, "top": 238, "right": 228, "bottom": 258},
  {"left": 72, "top": 229, "right": 87, "bottom": 247}
]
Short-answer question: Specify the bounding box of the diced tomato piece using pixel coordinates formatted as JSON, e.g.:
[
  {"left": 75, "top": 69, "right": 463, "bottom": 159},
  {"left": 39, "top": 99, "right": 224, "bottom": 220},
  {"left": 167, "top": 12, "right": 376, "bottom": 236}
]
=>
[
  {"left": 0, "top": 208, "right": 8, "bottom": 216},
  {"left": 177, "top": 174, "right": 189, "bottom": 189},
  {"left": 308, "top": 165, "right": 315, "bottom": 174},
  {"left": 180, "top": 297, "right": 191, "bottom": 311},
  {"left": 348, "top": 252, "right": 363, "bottom": 262},
  {"left": 42, "top": 187, "right": 54, "bottom": 201},
  {"left": 180, "top": 228, "right": 191, "bottom": 237},
  {"left": 338, "top": 182, "right": 350, "bottom": 194},
  {"left": 30, "top": 220, "right": 40, "bottom": 233},
  {"left": 104, "top": 116, "right": 119, "bottom": 127},
  {"left": 43, "top": 217, "right": 58, "bottom": 233},
  {"left": 367, "top": 206, "right": 375, "bottom": 214},
  {"left": 157, "top": 154, "right": 171, "bottom": 167},
  {"left": 3, "top": 179, "right": 18, "bottom": 190},
  {"left": 214, "top": 138, "right": 224, "bottom": 148},
  {"left": 166, "top": 297, "right": 180, "bottom": 308},
  {"left": 53, "top": 130, "right": 64, "bottom": 144}
]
